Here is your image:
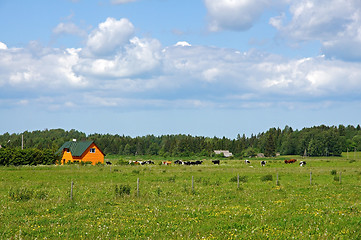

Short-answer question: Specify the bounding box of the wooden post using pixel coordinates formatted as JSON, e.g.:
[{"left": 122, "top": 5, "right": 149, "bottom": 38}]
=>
[
  {"left": 276, "top": 173, "right": 279, "bottom": 186},
  {"left": 137, "top": 178, "right": 140, "bottom": 197},
  {"left": 70, "top": 181, "right": 73, "bottom": 200},
  {"left": 310, "top": 172, "right": 312, "bottom": 185},
  {"left": 339, "top": 172, "right": 342, "bottom": 184},
  {"left": 192, "top": 176, "right": 194, "bottom": 193},
  {"left": 237, "top": 174, "right": 240, "bottom": 189},
  {"left": 110, "top": 165, "right": 111, "bottom": 173}
]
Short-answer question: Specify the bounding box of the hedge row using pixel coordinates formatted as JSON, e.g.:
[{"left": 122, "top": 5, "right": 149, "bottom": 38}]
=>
[{"left": 0, "top": 148, "right": 58, "bottom": 166}]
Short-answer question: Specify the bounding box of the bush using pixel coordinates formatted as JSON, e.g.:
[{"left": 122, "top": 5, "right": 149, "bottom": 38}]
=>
[
  {"left": 230, "top": 175, "right": 248, "bottom": 183},
  {"left": 331, "top": 170, "right": 337, "bottom": 175},
  {"left": 9, "top": 187, "right": 34, "bottom": 201},
  {"left": 168, "top": 175, "right": 176, "bottom": 182},
  {"left": 260, "top": 174, "right": 273, "bottom": 182},
  {"left": 115, "top": 184, "right": 131, "bottom": 198}
]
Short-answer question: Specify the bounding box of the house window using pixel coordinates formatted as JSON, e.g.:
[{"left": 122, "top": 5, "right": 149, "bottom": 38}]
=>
[
  {"left": 90, "top": 148, "right": 96, "bottom": 153},
  {"left": 66, "top": 149, "right": 70, "bottom": 153}
]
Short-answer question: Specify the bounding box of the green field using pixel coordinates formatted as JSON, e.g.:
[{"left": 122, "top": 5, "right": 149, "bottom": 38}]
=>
[{"left": 1, "top": 156, "right": 360, "bottom": 239}]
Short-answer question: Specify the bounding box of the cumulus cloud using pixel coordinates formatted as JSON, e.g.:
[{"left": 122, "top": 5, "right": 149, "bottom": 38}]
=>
[
  {"left": 53, "top": 22, "right": 87, "bottom": 37},
  {"left": 83, "top": 17, "right": 135, "bottom": 57},
  {"left": 0, "top": 42, "right": 7, "bottom": 50},
  {"left": 204, "top": 0, "right": 270, "bottom": 31},
  {"left": 111, "top": 0, "right": 137, "bottom": 4},
  {"left": 270, "top": 0, "right": 361, "bottom": 60},
  {"left": 2, "top": 17, "right": 361, "bottom": 111}
]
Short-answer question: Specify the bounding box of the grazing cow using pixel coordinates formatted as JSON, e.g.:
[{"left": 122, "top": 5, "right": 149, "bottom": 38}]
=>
[
  {"left": 285, "top": 159, "right": 297, "bottom": 164},
  {"left": 299, "top": 161, "right": 306, "bottom": 166},
  {"left": 141, "top": 160, "right": 154, "bottom": 165},
  {"left": 174, "top": 160, "right": 183, "bottom": 165},
  {"left": 195, "top": 160, "right": 203, "bottom": 165},
  {"left": 212, "top": 160, "right": 220, "bottom": 165},
  {"left": 260, "top": 160, "right": 266, "bottom": 166},
  {"left": 106, "top": 161, "right": 112, "bottom": 165},
  {"left": 162, "top": 161, "right": 172, "bottom": 165},
  {"left": 129, "top": 161, "right": 140, "bottom": 165},
  {"left": 245, "top": 159, "right": 250, "bottom": 164}
]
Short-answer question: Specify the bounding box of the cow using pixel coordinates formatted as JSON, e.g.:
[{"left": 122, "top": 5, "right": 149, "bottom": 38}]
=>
[
  {"left": 129, "top": 160, "right": 140, "bottom": 165},
  {"left": 299, "top": 161, "right": 306, "bottom": 166},
  {"left": 106, "top": 161, "right": 112, "bottom": 165},
  {"left": 174, "top": 160, "right": 183, "bottom": 165},
  {"left": 261, "top": 160, "right": 266, "bottom": 166},
  {"left": 195, "top": 160, "right": 203, "bottom": 165},
  {"left": 285, "top": 159, "right": 297, "bottom": 164},
  {"left": 245, "top": 159, "right": 250, "bottom": 164},
  {"left": 141, "top": 160, "right": 154, "bottom": 165},
  {"left": 212, "top": 160, "right": 220, "bottom": 165},
  {"left": 162, "top": 161, "right": 172, "bottom": 165}
]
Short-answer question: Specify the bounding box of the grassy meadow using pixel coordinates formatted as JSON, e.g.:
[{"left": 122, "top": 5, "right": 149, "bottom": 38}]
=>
[{"left": 0, "top": 155, "right": 360, "bottom": 239}]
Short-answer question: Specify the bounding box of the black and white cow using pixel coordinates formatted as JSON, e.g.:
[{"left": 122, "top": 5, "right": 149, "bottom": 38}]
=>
[
  {"left": 245, "top": 159, "right": 250, "bottom": 164},
  {"left": 106, "top": 161, "right": 112, "bottom": 165},
  {"left": 299, "top": 161, "right": 306, "bottom": 166},
  {"left": 212, "top": 160, "right": 220, "bottom": 165},
  {"left": 260, "top": 160, "right": 266, "bottom": 166}
]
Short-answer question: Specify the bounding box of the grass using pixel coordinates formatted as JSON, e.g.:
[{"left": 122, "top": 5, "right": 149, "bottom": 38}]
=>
[{"left": 0, "top": 156, "right": 360, "bottom": 239}]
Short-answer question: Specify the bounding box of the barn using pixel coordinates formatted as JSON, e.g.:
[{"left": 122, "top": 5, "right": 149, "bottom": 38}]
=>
[{"left": 56, "top": 140, "right": 105, "bottom": 165}]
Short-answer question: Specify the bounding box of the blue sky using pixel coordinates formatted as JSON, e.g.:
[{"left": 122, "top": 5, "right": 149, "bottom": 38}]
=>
[{"left": 1, "top": 0, "right": 361, "bottom": 138}]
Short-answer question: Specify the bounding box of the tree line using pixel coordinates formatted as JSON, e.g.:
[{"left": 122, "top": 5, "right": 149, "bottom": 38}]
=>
[{"left": 1, "top": 125, "right": 361, "bottom": 159}]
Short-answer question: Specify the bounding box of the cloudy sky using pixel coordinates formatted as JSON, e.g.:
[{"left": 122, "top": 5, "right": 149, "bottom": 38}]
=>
[{"left": 1, "top": 0, "right": 361, "bottom": 138}]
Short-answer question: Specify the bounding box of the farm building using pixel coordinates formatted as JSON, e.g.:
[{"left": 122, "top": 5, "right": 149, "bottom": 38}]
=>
[
  {"left": 214, "top": 150, "right": 233, "bottom": 157},
  {"left": 56, "top": 140, "right": 105, "bottom": 165}
]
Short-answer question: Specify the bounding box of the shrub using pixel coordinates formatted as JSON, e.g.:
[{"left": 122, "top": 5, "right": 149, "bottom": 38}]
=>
[
  {"left": 331, "top": 170, "right": 337, "bottom": 175},
  {"left": 168, "top": 175, "right": 176, "bottom": 182},
  {"left": 230, "top": 175, "right": 248, "bottom": 183},
  {"left": 9, "top": 187, "right": 34, "bottom": 201},
  {"left": 349, "top": 159, "right": 356, "bottom": 163},
  {"left": 333, "top": 176, "right": 340, "bottom": 181},
  {"left": 115, "top": 184, "right": 131, "bottom": 198},
  {"left": 260, "top": 174, "right": 273, "bottom": 182}
]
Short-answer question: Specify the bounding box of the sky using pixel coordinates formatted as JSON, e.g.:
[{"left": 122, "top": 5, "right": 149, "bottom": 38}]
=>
[{"left": 1, "top": 0, "right": 361, "bottom": 138}]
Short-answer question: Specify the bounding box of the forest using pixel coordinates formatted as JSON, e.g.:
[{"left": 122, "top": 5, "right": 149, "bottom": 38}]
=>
[{"left": 1, "top": 124, "right": 361, "bottom": 158}]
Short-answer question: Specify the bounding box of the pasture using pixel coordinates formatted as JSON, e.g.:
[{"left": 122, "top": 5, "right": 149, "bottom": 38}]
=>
[{"left": 0, "top": 156, "right": 360, "bottom": 239}]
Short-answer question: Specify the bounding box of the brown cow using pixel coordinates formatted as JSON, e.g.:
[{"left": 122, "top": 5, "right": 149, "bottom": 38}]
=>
[{"left": 284, "top": 159, "right": 297, "bottom": 164}]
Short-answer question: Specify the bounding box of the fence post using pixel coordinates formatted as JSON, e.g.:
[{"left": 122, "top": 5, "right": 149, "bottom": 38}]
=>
[
  {"left": 276, "top": 173, "right": 279, "bottom": 186},
  {"left": 339, "top": 172, "right": 342, "bottom": 184},
  {"left": 137, "top": 178, "right": 140, "bottom": 197},
  {"left": 237, "top": 174, "right": 240, "bottom": 189},
  {"left": 310, "top": 172, "right": 312, "bottom": 185},
  {"left": 192, "top": 176, "right": 194, "bottom": 193},
  {"left": 70, "top": 181, "right": 74, "bottom": 200}
]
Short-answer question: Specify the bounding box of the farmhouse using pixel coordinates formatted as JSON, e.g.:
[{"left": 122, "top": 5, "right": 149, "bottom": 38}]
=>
[
  {"left": 214, "top": 150, "right": 233, "bottom": 157},
  {"left": 56, "top": 140, "right": 105, "bottom": 165}
]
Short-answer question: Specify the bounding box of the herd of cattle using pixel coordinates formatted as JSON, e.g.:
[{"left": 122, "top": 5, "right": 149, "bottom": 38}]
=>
[{"left": 123, "top": 159, "right": 306, "bottom": 166}]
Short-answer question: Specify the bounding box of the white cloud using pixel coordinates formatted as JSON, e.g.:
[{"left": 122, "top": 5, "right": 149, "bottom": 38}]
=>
[
  {"left": 174, "top": 41, "right": 192, "bottom": 47},
  {"left": 270, "top": 0, "right": 361, "bottom": 60},
  {"left": 0, "top": 42, "right": 7, "bottom": 50},
  {"left": 75, "top": 36, "right": 162, "bottom": 79},
  {"left": 111, "top": 0, "right": 137, "bottom": 4},
  {"left": 2, "top": 17, "right": 361, "bottom": 111},
  {"left": 83, "top": 17, "right": 134, "bottom": 57},
  {"left": 204, "top": 0, "right": 270, "bottom": 31},
  {"left": 53, "top": 22, "right": 87, "bottom": 37}
]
